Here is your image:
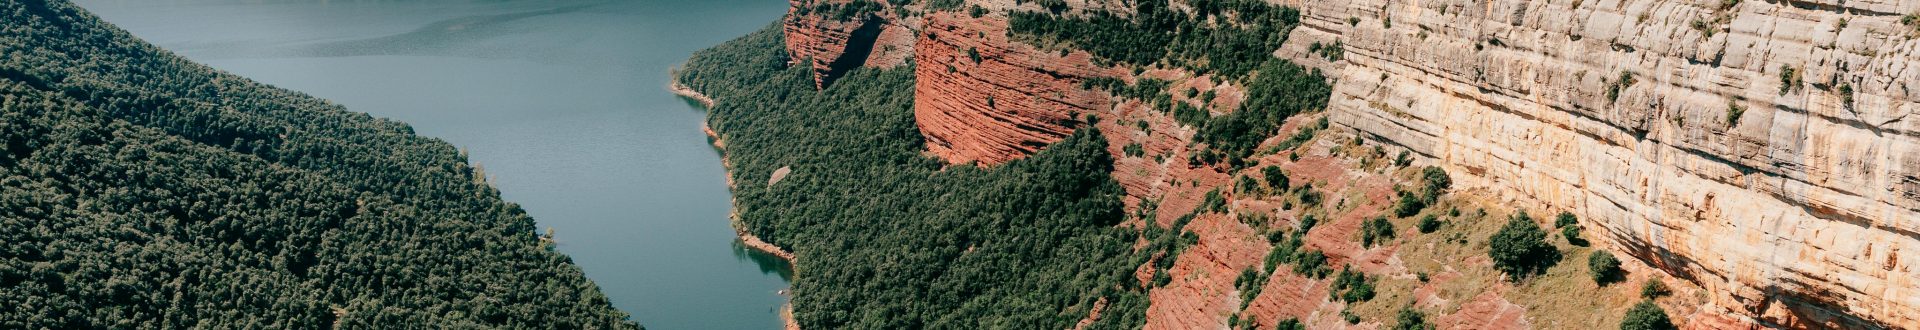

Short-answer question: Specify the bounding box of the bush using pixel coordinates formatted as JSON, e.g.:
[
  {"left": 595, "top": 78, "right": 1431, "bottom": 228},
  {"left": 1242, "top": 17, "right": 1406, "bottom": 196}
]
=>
[
  {"left": 1262, "top": 165, "right": 1289, "bottom": 191},
  {"left": 1417, "top": 214, "right": 1442, "bottom": 233},
  {"left": 1489, "top": 212, "right": 1558, "bottom": 281},
  {"left": 1420, "top": 166, "right": 1451, "bottom": 195},
  {"left": 1361, "top": 217, "right": 1396, "bottom": 248},
  {"left": 1201, "top": 189, "right": 1228, "bottom": 213},
  {"left": 1330, "top": 267, "right": 1375, "bottom": 302},
  {"left": 1392, "top": 308, "right": 1431, "bottom": 330},
  {"left": 1641, "top": 280, "right": 1670, "bottom": 298},
  {"left": 1275, "top": 318, "right": 1304, "bottom": 330},
  {"left": 1589, "top": 251, "right": 1623, "bottom": 285},
  {"left": 1236, "top": 175, "right": 1260, "bottom": 194},
  {"left": 1293, "top": 249, "right": 1330, "bottom": 278},
  {"left": 1562, "top": 225, "right": 1587, "bottom": 246},
  {"left": 1554, "top": 212, "right": 1578, "bottom": 228},
  {"left": 1392, "top": 190, "right": 1427, "bottom": 218},
  {"left": 1620, "top": 300, "right": 1676, "bottom": 330}
]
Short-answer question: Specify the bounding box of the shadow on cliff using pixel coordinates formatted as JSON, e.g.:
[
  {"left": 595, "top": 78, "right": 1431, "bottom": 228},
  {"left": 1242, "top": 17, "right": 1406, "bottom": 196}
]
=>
[{"left": 816, "top": 17, "right": 882, "bottom": 88}]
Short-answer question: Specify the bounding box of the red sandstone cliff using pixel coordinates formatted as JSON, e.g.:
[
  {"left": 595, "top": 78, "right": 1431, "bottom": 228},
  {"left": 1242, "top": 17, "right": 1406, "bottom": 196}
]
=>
[
  {"left": 782, "top": 0, "right": 915, "bottom": 89},
  {"left": 913, "top": 12, "right": 1118, "bottom": 165}
]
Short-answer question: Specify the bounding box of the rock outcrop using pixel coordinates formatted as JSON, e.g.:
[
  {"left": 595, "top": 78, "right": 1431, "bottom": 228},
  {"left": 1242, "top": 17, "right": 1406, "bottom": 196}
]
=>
[
  {"left": 782, "top": 0, "right": 915, "bottom": 88},
  {"left": 1302, "top": 0, "right": 1920, "bottom": 327},
  {"left": 913, "top": 12, "right": 1117, "bottom": 164}
]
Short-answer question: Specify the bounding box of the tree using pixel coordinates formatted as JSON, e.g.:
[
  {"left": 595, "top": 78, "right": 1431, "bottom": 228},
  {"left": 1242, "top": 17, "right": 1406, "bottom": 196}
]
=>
[
  {"left": 1589, "top": 250, "right": 1622, "bottom": 285},
  {"left": 1361, "top": 217, "right": 1395, "bottom": 248},
  {"left": 1554, "top": 212, "right": 1578, "bottom": 228},
  {"left": 1620, "top": 300, "right": 1676, "bottom": 330},
  {"left": 1489, "top": 211, "right": 1558, "bottom": 281},
  {"left": 1417, "top": 214, "right": 1441, "bottom": 233},
  {"left": 1262, "top": 165, "right": 1289, "bottom": 192}
]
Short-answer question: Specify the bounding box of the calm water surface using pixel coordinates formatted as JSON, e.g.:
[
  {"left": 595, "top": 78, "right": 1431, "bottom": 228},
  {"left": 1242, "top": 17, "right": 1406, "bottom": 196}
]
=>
[{"left": 74, "top": 1, "right": 791, "bottom": 328}]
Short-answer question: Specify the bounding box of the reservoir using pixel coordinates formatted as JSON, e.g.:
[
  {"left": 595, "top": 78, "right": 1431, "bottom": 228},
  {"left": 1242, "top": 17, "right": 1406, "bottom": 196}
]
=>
[{"left": 74, "top": 0, "right": 793, "bottom": 328}]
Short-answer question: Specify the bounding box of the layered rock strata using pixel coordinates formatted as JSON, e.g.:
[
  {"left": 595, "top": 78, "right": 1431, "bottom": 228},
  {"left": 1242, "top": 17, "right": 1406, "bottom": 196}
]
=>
[
  {"left": 913, "top": 12, "right": 1118, "bottom": 164},
  {"left": 1309, "top": 0, "right": 1920, "bottom": 327},
  {"left": 778, "top": 0, "right": 1920, "bottom": 328}
]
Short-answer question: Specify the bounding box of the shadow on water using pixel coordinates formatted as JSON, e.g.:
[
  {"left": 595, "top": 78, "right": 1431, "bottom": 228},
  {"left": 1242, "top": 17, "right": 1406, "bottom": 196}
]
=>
[
  {"left": 288, "top": 4, "right": 598, "bottom": 57},
  {"left": 731, "top": 239, "right": 794, "bottom": 281}
]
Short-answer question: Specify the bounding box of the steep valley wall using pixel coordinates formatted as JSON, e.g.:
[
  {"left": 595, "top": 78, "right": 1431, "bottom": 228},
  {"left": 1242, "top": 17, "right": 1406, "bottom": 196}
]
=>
[
  {"left": 777, "top": 0, "right": 1920, "bottom": 328},
  {"left": 1305, "top": 0, "right": 1920, "bottom": 327}
]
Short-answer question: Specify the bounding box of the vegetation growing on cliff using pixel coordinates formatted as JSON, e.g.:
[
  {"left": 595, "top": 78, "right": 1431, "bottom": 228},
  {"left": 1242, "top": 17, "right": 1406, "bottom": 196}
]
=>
[
  {"left": 1196, "top": 61, "right": 1333, "bottom": 166},
  {"left": 1009, "top": 0, "right": 1302, "bottom": 78},
  {"left": 1489, "top": 212, "right": 1560, "bottom": 281},
  {"left": 0, "top": 1, "right": 634, "bottom": 328},
  {"left": 679, "top": 25, "right": 1148, "bottom": 329}
]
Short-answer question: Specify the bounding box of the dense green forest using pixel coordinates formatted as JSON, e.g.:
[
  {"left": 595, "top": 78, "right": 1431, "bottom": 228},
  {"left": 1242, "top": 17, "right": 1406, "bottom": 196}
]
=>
[
  {"left": 1010, "top": 0, "right": 1301, "bottom": 78},
  {"left": 0, "top": 1, "right": 635, "bottom": 328},
  {"left": 678, "top": 26, "right": 1150, "bottom": 328}
]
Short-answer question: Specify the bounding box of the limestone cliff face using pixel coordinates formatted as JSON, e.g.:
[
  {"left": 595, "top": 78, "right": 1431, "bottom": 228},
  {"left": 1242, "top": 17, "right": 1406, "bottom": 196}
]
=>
[
  {"left": 1297, "top": 0, "right": 1920, "bottom": 327},
  {"left": 913, "top": 12, "right": 1118, "bottom": 164}
]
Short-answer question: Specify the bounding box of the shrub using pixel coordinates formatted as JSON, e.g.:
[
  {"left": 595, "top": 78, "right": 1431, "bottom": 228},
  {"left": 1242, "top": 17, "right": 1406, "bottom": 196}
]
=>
[
  {"left": 1554, "top": 212, "right": 1578, "bottom": 228},
  {"left": 1419, "top": 166, "right": 1451, "bottom": 200},
  {"left": 1392, "top": 308, "right": 1431, "bottom": 330},
  {"left": 1262, "top": 165, "right": 1289, "bottom": 191},
  {"left": 1489, "top": 212, "right": 1558, "bottom": 281},
  {"left": 1778, "top": 65, "right": 1799, "bottom": 95},
  {"left": 1236, "top": 175, "right": 1260, "bottom": 194},
  {"left": 1201, "top": 189, "right": 1228, "bottom": 213},
  {"left": 1726, "top": 100, "right": 1745, "bottom": 127},
  {"left": 1417, "top": 214, "right": 1442, "bottom": 233},
  {"left": 1293, "top": 249, "right": 1330, "bottom": 278},
  {"left": 1275, "top": 318, "right": 1304, "bottom": 330},
  {"left": 1562, "top": 225, "right": 1586, "bottom": 246},
  {"left": 1361, "top": 217, "right": 1396, "bottom": 248},
  {"left": 1392, "top": 190, "right": 1427, "bottom": 218},
  {"left": 1620, "top": 300, "right": 1676, "bottom": 330},
  {"left": 1590, "top": 251, "right": 1623, "bottom": 285},
  {"left": 1641, "top": 280, "right": 1670, "bottom": 298},
  {"left": 1607, "top": 71, "right": 1636, "bottom": 102},
  {"left": 1330, "top": 267, "right": 1375, "bottom": 302},
  {"left": 1235, "top": 268, "right": 1266, "bottom": 308}
]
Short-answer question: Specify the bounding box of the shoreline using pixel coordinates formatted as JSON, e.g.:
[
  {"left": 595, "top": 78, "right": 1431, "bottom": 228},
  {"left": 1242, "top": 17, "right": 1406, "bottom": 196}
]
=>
[
  {"left": 695, "top": 94, "right": 801, "bottom": 330},
  {"left": 669, "top": 81, "right": 715, "bottom": 108}
]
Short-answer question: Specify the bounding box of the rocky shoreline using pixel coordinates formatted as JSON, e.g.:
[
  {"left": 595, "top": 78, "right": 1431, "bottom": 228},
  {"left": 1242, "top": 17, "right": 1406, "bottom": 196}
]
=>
[
  {"left": 686, "top": 82, "right": 800, "bottom": 330},
  {"left": 668, "top": 81, "right": 714, "bottom": 108}
]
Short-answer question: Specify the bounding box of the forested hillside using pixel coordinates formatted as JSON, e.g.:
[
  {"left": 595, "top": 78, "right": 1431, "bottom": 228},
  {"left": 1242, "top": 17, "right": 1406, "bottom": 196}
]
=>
[
  {"left": 0, "top": 1, "right": 636, "bottom": 328},
  {"left": 679, "top": 26, "right": 1151, "bottom": 328}
]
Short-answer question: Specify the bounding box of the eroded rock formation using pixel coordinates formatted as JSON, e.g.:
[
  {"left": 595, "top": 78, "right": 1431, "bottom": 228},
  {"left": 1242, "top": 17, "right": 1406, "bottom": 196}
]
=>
[
  {"left": 913, "top": 12, "right": 1117, "bottom": 164},
  {"left": 782, "top": 0, "right": 915, "bottom": 88},
  {"left": 778, "top": 0, "right": 1920, "bottom": 328},
  {"left": 1304, "top": 0, "right": 1920, "bottom": 327}
]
